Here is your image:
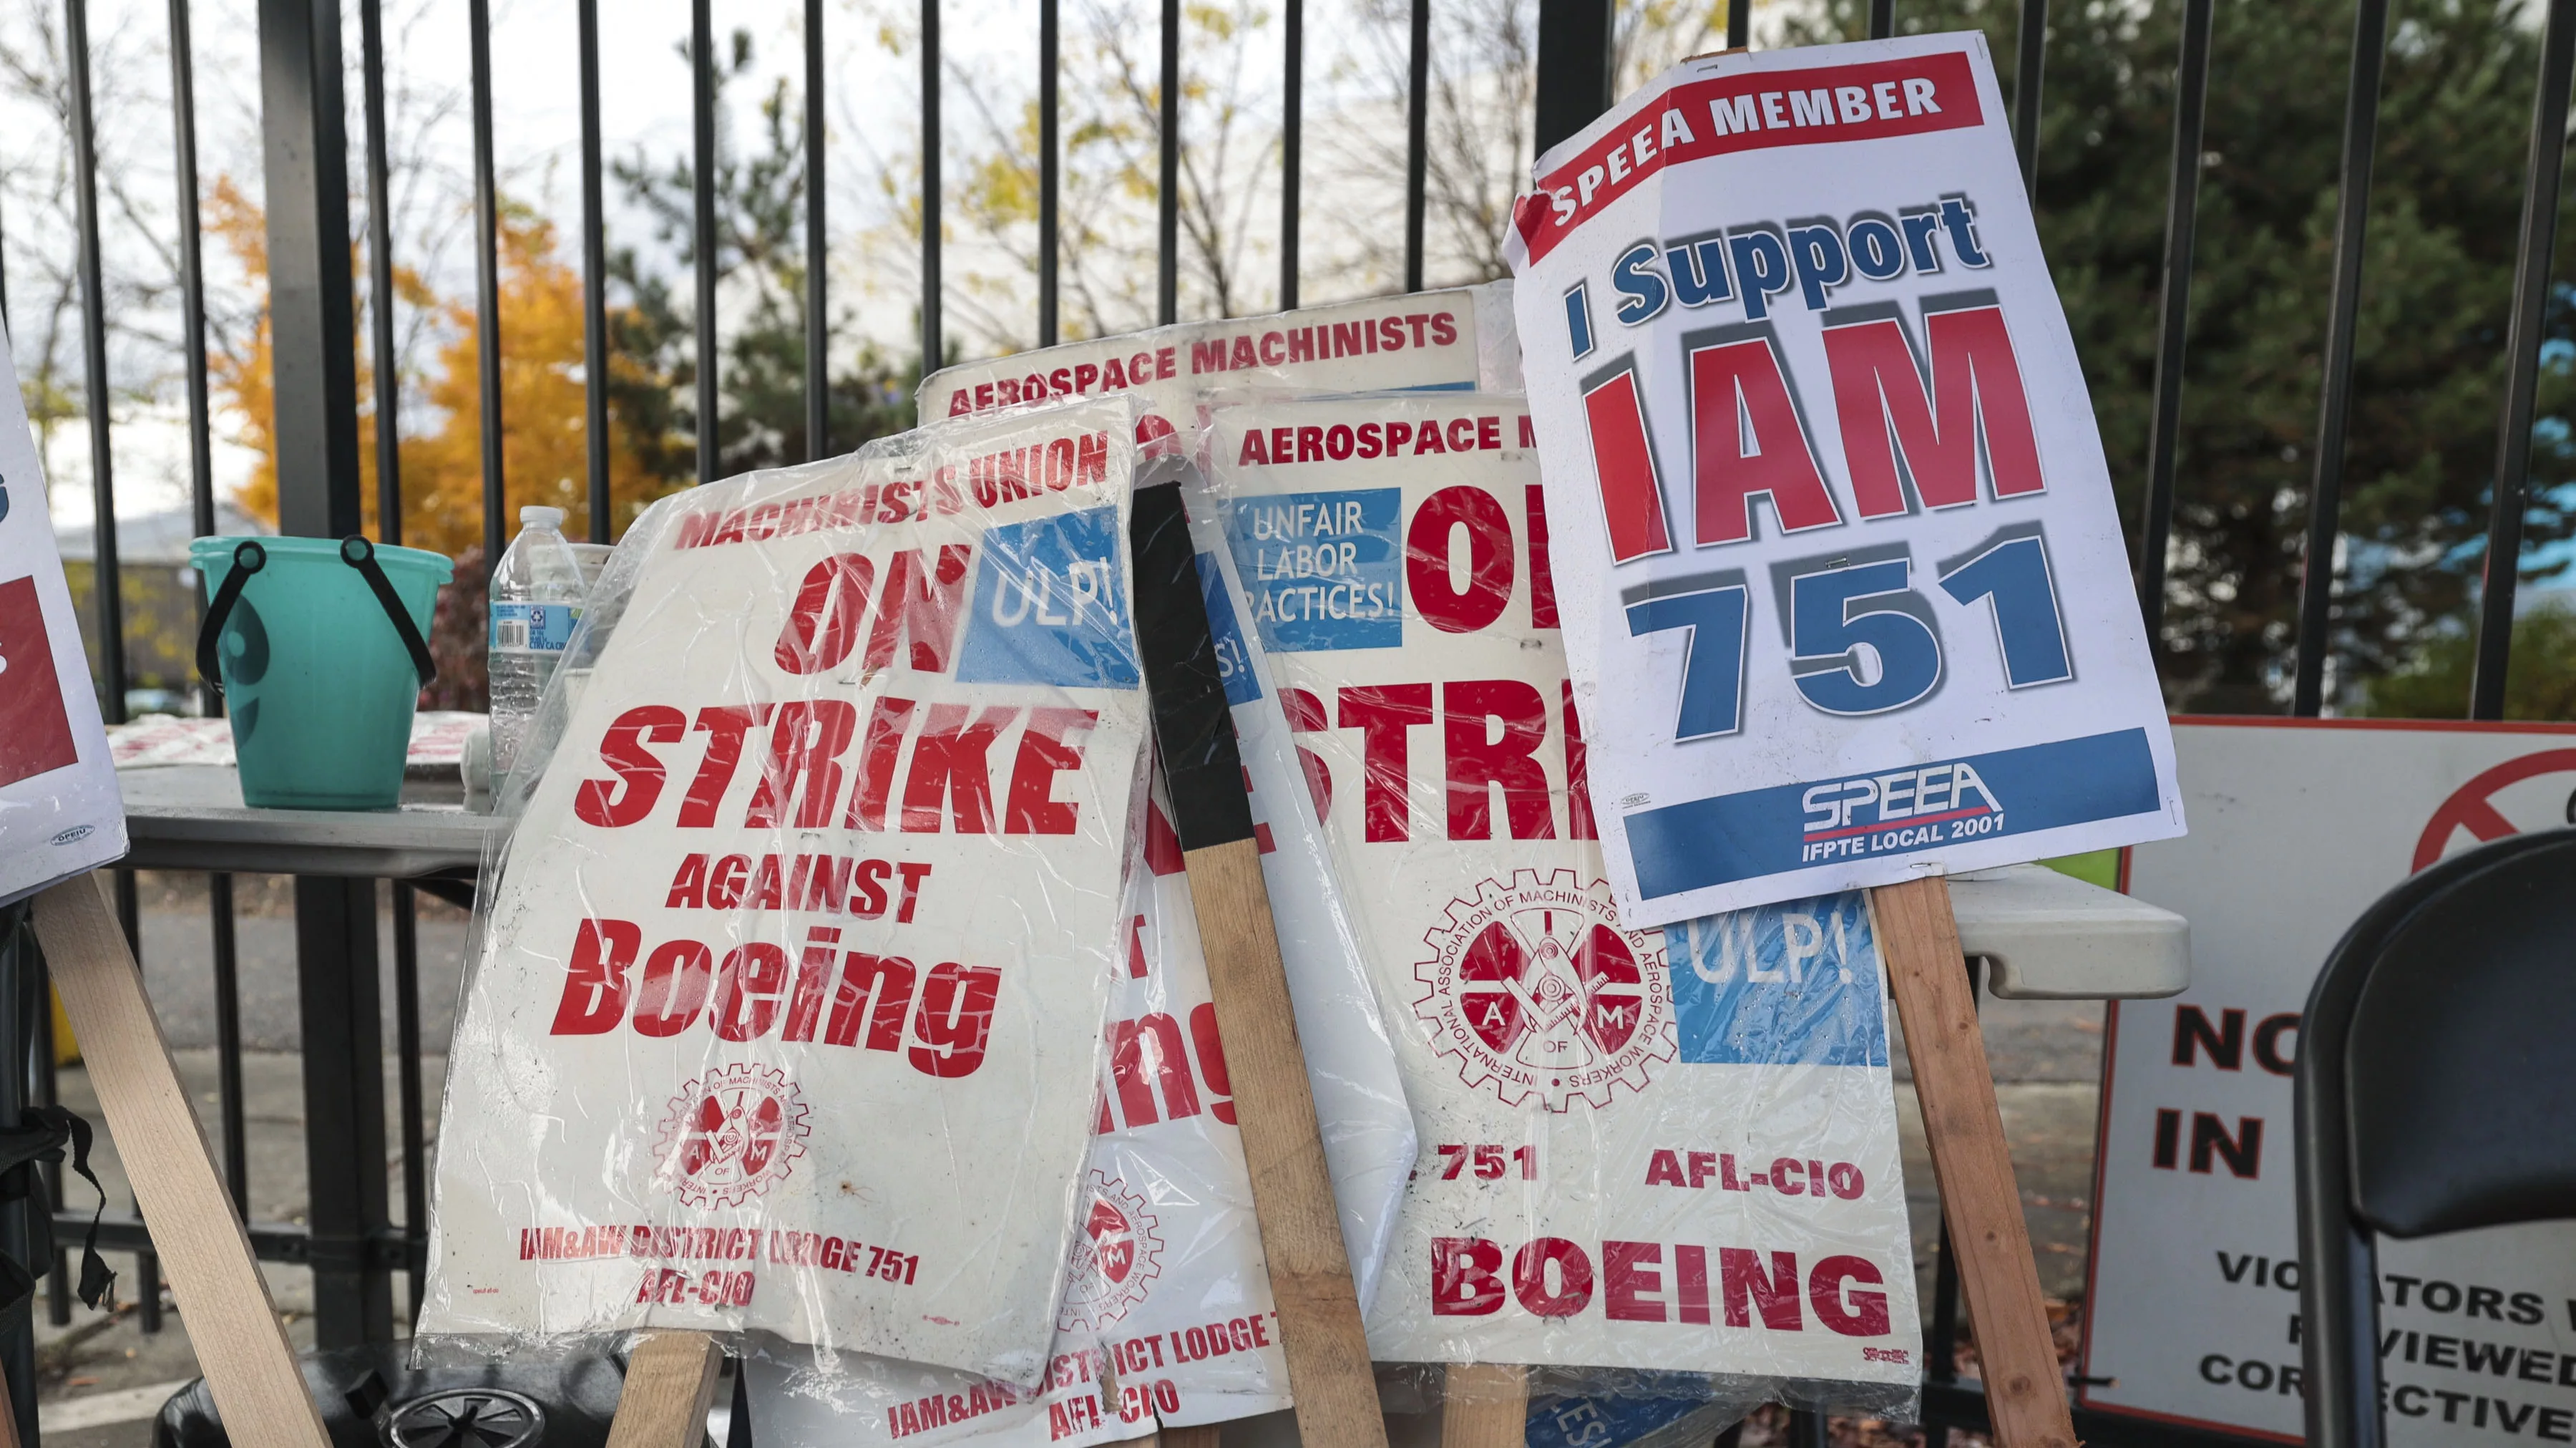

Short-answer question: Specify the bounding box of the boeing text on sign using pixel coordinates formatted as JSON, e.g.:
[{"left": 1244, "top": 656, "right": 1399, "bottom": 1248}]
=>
[
  {"left": 1204, "top": 392, "right": 1920, "bottom": 1404},
  {"left": 419, "top": 400, "right": 1151, "bottom": 1387}
]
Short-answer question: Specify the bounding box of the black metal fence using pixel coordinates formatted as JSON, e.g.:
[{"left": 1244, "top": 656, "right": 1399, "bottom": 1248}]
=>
[{"left": 13, "top": 0, "right": 2576, "bottom": 1442}]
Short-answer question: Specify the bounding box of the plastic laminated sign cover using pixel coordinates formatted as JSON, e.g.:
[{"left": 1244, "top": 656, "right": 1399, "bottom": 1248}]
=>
[
  {"left": 746, "top": 767, "right": 1291, "bottom": 1446},
  {"left": 1505, "top": 34, "right": 2183, "bottom": 928},
  {"left": 919, "top": 296, "right": 1509, "bottom": 1308},
  {"left": 1204, "top": 392, "right": 1920, "bottom": 1410},
  {"left": 0, "top": 332, "right": 123, "bottom": 905},
  {"left": 419, "top": 399, "right": 1148, "bottom": 1388}
]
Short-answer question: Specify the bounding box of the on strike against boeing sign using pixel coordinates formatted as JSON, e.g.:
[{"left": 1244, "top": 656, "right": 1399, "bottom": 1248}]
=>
[{"left": 1506, "top": 34, "right": 2182, "bottom": 925}]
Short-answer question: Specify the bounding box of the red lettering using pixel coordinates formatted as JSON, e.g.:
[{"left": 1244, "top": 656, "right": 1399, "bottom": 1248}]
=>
[
  {"left": 1004, "top": 708, "right": 1096, "bottom": 835},
  {"left": 575, "top": 706, "right": 687, "bottom": 827},
  {"left": 1338, "top": 684, "right": 1433, "bottom": 842},
  {"left": 1689, "top": 335, "right": 1841, "bottom": 544},
  {"left": 1431, "top": 1238, "right": 1506, "bottom": 1315},
  {"left": 551, "top": 918, "right": 640, "bottom": 1034},
  {"left": 774, "top": 554, "right": 876, "bottom": 674},
  {"left": 1512, "top": 1238, "right": 1594, "bottom": 1317},
  {"left": 1824, "top": 305, "right": 2044, "bottom": 518},
  {"left": 1809, "top": 1255, "right": 1890, "bottom": 1336},
  {"left": 910, "top": 962, "right": 1001, "bottom": 1077},
  {"left": 902, "top": 705, "right": 1017, "bottom": 832},
  {"left": 712, "top": 942, "right": 789, "bottom": 1041},
  {"left": 1443, "top": 679, "right": 1555, "bottom": 841},
  {"left": 1406, "top": 485, "right": 1515, "bottom": 633}
]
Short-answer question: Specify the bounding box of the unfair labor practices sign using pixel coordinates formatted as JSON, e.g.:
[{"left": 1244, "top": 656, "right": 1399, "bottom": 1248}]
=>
[
  {"left": 1507, "top": 35, "right": 2181, "bottom": 925},
  {"left": 421, "top": 402, "right": 1148, "bottom": 1386},
  {"left": 1206, "top": 394, "right": 1918, "bottom": 1396}
]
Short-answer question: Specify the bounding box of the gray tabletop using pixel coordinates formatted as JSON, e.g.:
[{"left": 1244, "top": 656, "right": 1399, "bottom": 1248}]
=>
[{"left": 115, "top": 767, "right": 506, "bottom": 879}]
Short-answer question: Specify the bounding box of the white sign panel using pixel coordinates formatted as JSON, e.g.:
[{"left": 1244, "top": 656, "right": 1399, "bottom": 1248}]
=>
[
  {"left": 1206, "top": 392, "right": 1918, "bottom": 1401},
  {"left": 0, "top": 332, "right": 123, "bottom": 904},
  {"left": 1506, "top": 34, "right": 2181, "bottom": 926},
  {"left": 2082, "top": 718, "right": 2576, "bottom": 1444},
  {"left": 748, "top": 777, "right": 1289, "bottom": 1445},
  {"left": 421, "top": 402, "right": 1149, "bottom": 1386}
]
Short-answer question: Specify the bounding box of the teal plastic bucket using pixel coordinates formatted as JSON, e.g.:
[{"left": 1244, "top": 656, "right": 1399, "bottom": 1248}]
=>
[{"left": 191, "top": 535, "right": 452, "bottom": 810}]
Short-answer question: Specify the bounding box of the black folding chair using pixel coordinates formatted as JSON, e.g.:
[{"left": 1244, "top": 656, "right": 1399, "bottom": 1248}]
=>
[{"left": 2296, "top": 825, "right": 2576, "bottom": 1447}]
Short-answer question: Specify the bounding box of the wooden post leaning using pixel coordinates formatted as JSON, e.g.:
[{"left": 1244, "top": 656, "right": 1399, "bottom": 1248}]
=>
[
  {"left": 1871, "top": 874, "right": 2077, "bottom": 1448},
  {"left": 1440, "top": 1362, "right": 1528, "bottom": 1448},
  {"left": 30, "top": 873, "right": 331, "bottom": 1448},
  {"left": 1131, "top": 475, "right": 1390, "bottom": 1448},
  {"left": 605, "top": 1331, "right": 726, "bottom": 1448}
]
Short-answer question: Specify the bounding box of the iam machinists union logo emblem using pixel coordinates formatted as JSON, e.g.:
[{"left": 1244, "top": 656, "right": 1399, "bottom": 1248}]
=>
[
  {"left": 1413, "top": 869, "right": 1673, "bottom": 1112},
  {"left": 653, "top": 1064, "right": 814, "bottom": 1208},
  {"left": 1057, "top": 1170, "right": 1163, "bottom": 1332}
]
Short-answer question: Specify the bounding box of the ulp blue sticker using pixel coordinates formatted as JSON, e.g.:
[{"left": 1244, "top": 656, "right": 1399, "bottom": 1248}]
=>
[
  {"left": 1225, "top": 487, "right": 1402, "bottom": 653},
  {"left": 955, "top": 505, "right": 1141, "bottom": 689},
  {"left": 1195, "top": 553, "right": 1262, "bottom": 708},
  {"left": 1666, "top": 892, "right": 1888, "bottom": 1067}
]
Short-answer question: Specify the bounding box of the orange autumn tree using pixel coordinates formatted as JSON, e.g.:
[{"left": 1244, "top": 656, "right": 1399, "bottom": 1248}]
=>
[{"left": 211, "top": 178, "right": 683, "bottom": 558}]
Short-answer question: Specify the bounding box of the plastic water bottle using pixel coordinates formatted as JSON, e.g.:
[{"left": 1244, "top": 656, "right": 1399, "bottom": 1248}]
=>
[{"left": 488, "top": 505, "right": 587, "bottom": 777}]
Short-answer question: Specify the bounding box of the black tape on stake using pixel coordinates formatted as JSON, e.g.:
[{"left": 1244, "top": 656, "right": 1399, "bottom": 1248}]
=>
[{"left": 1130, "top": 467, "right": 1258, "bottom": 851}]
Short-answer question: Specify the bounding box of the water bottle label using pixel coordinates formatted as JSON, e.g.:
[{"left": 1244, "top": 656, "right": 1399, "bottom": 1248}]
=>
[{"left": 492, "top": 601, "right": 579, "bottom": 653}]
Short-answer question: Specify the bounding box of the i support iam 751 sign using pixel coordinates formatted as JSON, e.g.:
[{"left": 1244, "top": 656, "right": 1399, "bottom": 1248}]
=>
[{"left": 1507, "top": 33, "right": 2182, "bottom": 926}]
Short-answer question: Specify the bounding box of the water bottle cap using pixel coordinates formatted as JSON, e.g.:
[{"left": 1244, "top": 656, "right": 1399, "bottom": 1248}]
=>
[{"left": 520, "top": 505, "right": 566, "bottom": 530}]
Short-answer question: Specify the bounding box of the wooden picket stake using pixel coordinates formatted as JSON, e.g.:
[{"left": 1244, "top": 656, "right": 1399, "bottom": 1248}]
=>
[
  {"left": 30, "top": 873, "right": 330, "bottom": 1448},
  {"left": 1872, "top": 874, "right": 2077, "bottom": 1448},
  {"left": 1132, "top": 475, "right": 1391, "bottom": 1448},
  {"left": 1440, "top": 1363, "right": 1527, "bottom": 1448},
  {"left": 605, "top": 1331, "right": 725, "bottom": 1448}
]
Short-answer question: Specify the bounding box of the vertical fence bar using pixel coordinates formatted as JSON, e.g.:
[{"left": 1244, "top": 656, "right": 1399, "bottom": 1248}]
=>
[
  {"left": 35, "top": 946, "right": 64, "bottom": 1329},
  {"left": 471, "top": 0, "right": 504, "bottom": 569},
  {"left": 1158, "top": 0, "right": 1179, "bottom": 324},
  {"left": 1279, "top": 0, "right": 1300, "bottom": 310},
  {"left": 2469, "top": 0, "right": 2576, "bottom": 720},
  {"left": 1729, "top": 0, "right": 1750, "bottom": 48},
  {"left": 260, "top": 0, "right": 364, "bottom": 540},
  {"left": 1867, "top": 0, "right": 1891, "bottom": 40},
  {"left": 1532, "top": 0, "right": 1613, "bottom": 155},
  {"left": 2012, "top": 0, "right": 2045, "bottom": 197},
  {"left": 67, "top": 0, "right": 122, "bottom": 722},
  {"left": 2135, "top": 0, "right": 2213, "bottom": 641},
  {"left": 1403, "top": 0, "right": 1428, "bottom": 292},
  {"left": 580, "top": 0, "right": 610, "bottom": 541},
  {"left": 172, "top": 0, "right": 213, "bottom": 548},
  {"left": 2293, "top": 0, "right": 2392, "bottom": 717},
  {"left": 210, "top": 875, "right": 246, "bottom": 1213},
  {"left": 393, "top": 883, "right": 426, "bottom": 1318},
  {"left": 1040, "top": 0, "right": 1060, "bottom": 344},
  {"left": 922, "top": 0, "right": 942, "bottom": 374},
  {"left": 695, "top": 0, "right": 719, "bottom": 483},
  {"left": 806, "top": 0, "right": 829, "bottom": 460},
  {"left": 362, "top": 0, "right": 401, "bottom": 545}
]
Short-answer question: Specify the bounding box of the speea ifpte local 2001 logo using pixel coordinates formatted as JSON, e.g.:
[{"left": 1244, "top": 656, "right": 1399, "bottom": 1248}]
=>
[{"left": 1798, "top": 759, "right": 2002, "bottom": 864}]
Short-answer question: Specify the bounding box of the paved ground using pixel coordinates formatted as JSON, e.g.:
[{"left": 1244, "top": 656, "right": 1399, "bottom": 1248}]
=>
[{"left": 26, "top": 885, "right": 2112, "bottom": 1444}]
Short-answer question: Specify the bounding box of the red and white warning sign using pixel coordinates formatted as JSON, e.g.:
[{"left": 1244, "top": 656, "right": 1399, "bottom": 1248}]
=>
[
  {"left": 1204, "top": 392, "right": 1918, "bottom": 1397},
  {"left": 420, "top": 400, "right": 1151, "bottom": 1386},
  {"left": 2084, "top": 718, "right": 2576, "bottom": 1445},
  {"left": 0, "top": 336, "right": 123, "bottom": 903}
]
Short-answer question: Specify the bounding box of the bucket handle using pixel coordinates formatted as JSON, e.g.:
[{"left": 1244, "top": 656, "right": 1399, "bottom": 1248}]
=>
[
  {"left": 192, "top": 538, "right": 439, "bottom": 701},
  {"left": 338, "top": 536, "right": 439, "bottom": 690},
  {"left": 192, "top": 540, "right": 265, "bottom": 701}
]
